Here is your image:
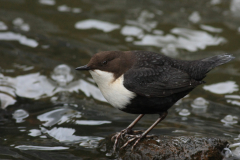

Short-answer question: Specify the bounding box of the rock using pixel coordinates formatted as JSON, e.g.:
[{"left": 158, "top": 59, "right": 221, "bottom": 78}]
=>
[{"left": 98, "top": 131, "right": 228, "bottom": 160}]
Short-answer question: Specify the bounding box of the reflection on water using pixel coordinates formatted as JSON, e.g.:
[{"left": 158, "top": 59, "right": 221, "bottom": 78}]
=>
[
  {"left": 15, "top": 145, "right": 69, "bottom": 150},
  {"left": 134, "top": 28, "right": 226, "bottom": 53},
  {"left": 200, "top": 24, "right": 223, "bottom": 33},
  {"left": 0, "top": 21, "right": 7, "bottom": 30},
  {"left": 39, "top": 0, "right": 56, "bottom": 6},
  {"left": 37, "top": 108, "right": 82, "bottom": 127},
  {"left": 44, "top": 127, "right": 104, "bottom": 148},
  {"left": 75, "top": 120, "right": 111, "bottom": 125},
  {"left": 75, "top": 19, "right": 120, "bottom": 32},
  {"left": 57, "top": 5, "right": 81, "bottom": 13},
  {"left": 0, "top": 64, "right": 106, "bottom": 103},
  {"left": 28, "top": 129, "right": 41, "bottom": 137},
  {"left": 0, "top": 32, "right": 38, "bottom": 47},
  {"left": 203, "top": 81, "right": 239, "bottom": 94},
  {"left": 226, "top": 95, "right": 240, "bottom": 106},
  {"left": 126, "top": 10, "right": 157, "bottom": 32},
  {"left": 13, "top": 18, "right": 30, "bottom": 32},
  {"left": 230, "top": 0, "right": 240, "bottom": 16}
]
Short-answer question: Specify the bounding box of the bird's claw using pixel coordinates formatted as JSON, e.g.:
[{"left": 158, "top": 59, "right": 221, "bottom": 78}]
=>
[
  {"left": 111, "top": 128, "right": 130, "bottom": 152},
  {"left": 120, "top": 134, "right": 143, "bottom": 151}
]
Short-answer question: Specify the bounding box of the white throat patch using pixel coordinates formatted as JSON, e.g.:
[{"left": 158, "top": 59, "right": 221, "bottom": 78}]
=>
[{"left": 89, "top": 70, "right": 136, "bottom": 109}]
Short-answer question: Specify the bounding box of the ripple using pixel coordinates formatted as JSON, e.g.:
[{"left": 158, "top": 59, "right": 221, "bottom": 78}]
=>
[
  {"left": 203, "top": 81, "right": 239, "bottom": 94},
  {"left": 75, "top": 19, "right": 120, "bottom": 32}
]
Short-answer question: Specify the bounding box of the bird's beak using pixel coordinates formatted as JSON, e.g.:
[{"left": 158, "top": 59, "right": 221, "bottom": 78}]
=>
[{"left": 75, "top": 65, "right": 91, "bottom": 71}]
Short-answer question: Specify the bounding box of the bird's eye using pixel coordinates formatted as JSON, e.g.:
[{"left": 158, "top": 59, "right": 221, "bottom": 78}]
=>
[{"left": 102, "top": 60, "right": 108, "bottom": 65}]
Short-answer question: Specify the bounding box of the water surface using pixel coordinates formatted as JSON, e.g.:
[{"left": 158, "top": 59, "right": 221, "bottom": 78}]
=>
[{"left": 0, "top": 0, "right": 240, "bottom": 159}]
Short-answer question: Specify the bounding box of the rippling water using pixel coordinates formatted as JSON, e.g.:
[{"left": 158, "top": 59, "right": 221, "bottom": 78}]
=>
[{"left": 0, "top": 0, "right": 240, "bottom": 159}]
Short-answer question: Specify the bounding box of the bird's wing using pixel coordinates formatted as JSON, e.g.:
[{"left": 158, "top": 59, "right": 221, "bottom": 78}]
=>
[{"left": 123, "top": 66, "right": 202, "bottom": 97}]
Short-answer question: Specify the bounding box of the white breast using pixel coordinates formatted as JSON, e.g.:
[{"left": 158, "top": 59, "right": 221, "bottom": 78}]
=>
[{"left": 89, "top": 70, "right": 136, "bottom": 109}]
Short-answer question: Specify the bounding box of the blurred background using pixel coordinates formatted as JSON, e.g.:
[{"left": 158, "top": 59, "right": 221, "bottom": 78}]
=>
[{"left": 0, "top": 0, "right": 240, "bottom": 159}]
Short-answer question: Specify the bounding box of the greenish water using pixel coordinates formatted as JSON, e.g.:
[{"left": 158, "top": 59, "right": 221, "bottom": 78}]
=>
[{"left": 0, "top": 0, "right": 240, "bottom": 159}]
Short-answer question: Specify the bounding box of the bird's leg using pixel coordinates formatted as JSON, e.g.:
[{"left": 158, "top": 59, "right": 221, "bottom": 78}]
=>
[
  {"left": 112, "top": 114, "right": 145, "bottom": 152},
  {"left": 121, "top": 111, "right": 168, "bottom": 151}
]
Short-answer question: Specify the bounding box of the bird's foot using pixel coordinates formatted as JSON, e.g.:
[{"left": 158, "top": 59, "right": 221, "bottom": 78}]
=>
[
  {"left": 120, "top": 134, "right": 144, "bottom": 151},
  {"left": 111, "top": 128, "right": 132, "bottom": 152}
]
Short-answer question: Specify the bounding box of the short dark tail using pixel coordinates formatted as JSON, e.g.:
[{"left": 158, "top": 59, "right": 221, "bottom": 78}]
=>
[{"left": 201, "top": 53, "right": 235, "bottom": 73}]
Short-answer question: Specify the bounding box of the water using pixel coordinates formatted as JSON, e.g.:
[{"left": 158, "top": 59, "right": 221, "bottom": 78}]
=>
[{"left": 0, "top": 0, "right": 240, "bottom": 159}]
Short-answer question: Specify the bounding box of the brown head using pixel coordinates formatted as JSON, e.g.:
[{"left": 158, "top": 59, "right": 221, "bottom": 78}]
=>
[{"left": 76, "top": 51, "right": 135, "bottom": 79}]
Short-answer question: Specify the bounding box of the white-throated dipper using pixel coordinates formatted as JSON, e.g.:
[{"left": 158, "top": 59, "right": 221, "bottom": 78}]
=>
[{"left": 76, "top": 51, "right": 234, "bottom": 151}]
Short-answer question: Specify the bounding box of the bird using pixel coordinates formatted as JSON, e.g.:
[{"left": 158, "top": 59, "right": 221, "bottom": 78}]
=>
[{"left": 75, "top": 50, "right": 234, "bottom": 151}]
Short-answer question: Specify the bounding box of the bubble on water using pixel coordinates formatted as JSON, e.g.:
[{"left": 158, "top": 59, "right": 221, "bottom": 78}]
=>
[
  {"left": 12, "top": 109, "right": 29, "bottom": 123},
  {"left": 188, "top": 11, "right": 201, "bottom": 23},
  {"left": 191, "top": 97, "right": 208, "bottom": 113},
  {"left": 51, "top": 64, "right": 74, "bottom": 86},
  {"left": 221, "top": 115, "right": 238, "bottom": 126},
  {"left": 0, "top": 21, "right": 7, "bottom": 30},
  {"left": 179, "top": 109, "right": 190, "bottom": 116},
  {"left": 191, "top": 97, "right": 209, "bottom": 108}
]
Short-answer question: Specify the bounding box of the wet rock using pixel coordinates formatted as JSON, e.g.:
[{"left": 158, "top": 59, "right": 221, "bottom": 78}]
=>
[{"left": 98, "top": 132, "right": 228, "bottom": 160}]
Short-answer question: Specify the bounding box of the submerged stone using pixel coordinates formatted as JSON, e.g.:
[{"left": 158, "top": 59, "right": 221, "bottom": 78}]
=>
[{"left": 98, "top": 132, "right": 228, "bottom": 160}]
